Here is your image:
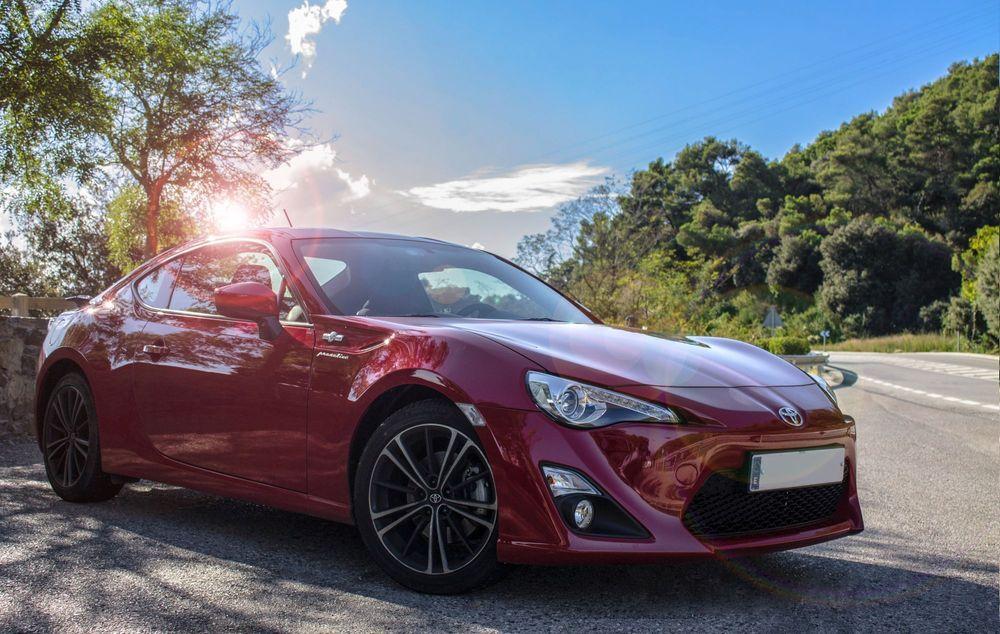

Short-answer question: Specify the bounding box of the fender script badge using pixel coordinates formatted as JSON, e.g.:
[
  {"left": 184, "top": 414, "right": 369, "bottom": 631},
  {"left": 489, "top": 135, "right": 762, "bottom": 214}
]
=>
[{"left": 317, "top": 351, "right": 349, "bottom": 360}]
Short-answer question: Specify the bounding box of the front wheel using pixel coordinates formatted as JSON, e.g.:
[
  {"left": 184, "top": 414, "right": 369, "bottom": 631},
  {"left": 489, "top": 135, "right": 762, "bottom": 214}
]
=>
[
  {"left": 41, "top": 373, "right": 123, "bottom": 503},
  {"left": 354, "top": 400, "right": 505, "bottom": 594}
]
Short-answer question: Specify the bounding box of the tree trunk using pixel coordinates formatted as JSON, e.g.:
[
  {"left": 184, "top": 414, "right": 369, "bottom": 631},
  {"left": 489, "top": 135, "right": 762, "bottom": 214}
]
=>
[{"left": 143, "top": 183, "right": 162, "bottom": 259}]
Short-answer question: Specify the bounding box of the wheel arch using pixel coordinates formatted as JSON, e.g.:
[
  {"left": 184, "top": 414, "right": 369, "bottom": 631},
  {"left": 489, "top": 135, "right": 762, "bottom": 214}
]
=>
[
  {"left": 35, "top": 355, "right": 92, "bottom": 446},
  {"left": 348, "top": 382, "right": 461, "bottom": 498}
]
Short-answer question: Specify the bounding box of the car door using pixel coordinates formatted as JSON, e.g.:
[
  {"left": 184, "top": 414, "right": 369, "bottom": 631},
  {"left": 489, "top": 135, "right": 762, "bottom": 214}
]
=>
[{"left": 132, "top": 240, "right": 313, "bottom": 492}]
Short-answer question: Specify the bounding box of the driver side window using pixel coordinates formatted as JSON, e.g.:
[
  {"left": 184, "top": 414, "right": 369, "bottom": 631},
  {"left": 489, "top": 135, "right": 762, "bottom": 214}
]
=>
[{"left": 168, "top": 242, "right": 304, "bottom": 322}]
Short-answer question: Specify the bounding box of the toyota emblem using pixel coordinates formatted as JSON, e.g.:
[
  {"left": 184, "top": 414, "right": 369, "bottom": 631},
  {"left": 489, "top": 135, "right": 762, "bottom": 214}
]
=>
[{"left": 778, "top": 406, "right": 804, "bottom": 427}]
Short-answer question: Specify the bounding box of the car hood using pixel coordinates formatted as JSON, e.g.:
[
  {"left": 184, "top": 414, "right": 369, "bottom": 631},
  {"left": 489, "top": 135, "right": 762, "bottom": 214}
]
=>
[{"left": 450, "top": 321, "right": 812, "bottom": 389}]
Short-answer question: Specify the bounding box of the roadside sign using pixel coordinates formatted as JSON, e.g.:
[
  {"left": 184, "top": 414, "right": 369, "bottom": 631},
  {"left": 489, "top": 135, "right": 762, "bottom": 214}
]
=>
[{"left": 764, "top": 306, "right": 783, "bottom": 332}]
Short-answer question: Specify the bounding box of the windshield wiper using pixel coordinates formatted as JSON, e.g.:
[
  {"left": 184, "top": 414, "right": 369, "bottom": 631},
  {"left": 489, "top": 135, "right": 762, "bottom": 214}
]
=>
[
  {"left": 398, "top": 313, "right": 441, "bottom": 318},
  {"left": 523, "top": 317, "right": 564, "bottom": 322}
]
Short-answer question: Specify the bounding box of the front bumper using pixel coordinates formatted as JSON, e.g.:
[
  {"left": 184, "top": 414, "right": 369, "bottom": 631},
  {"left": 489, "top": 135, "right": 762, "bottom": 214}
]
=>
[{"left": 475, "top": 398, "right": 863, "bottom": 565}]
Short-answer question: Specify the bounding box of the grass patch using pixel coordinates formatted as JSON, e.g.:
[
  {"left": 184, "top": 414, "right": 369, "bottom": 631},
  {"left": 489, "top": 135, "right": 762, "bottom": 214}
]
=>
[{"left": 821, "top": 333, "right": 993, "bottom": 354}]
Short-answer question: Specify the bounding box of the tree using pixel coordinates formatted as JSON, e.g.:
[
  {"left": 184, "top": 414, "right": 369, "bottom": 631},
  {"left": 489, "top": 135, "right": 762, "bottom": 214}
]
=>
[
  {"left": 952, "top": 225, "right": 1000, "bottom": 303},
  {"left": 2, "top": 1, "right": 80, "bottom": 111},
  {"left": 942, "top": 296, "right": 985, "bottom": 342},
  {"left": 563, "top": 211, "right": 631, "bottom": 319},
  {"left": 5, "top": 0, "right": 308, "bottom": 260},
  {"left": 0, "top": 1, "right": 112, "bottom": 175},
  {"left": 0, "top": 240, "right": 53, "bottom": 296},
  {"left": 817, "top": 219, "right": 899, "bottom": 336},
  {"left": 106, "top": 185, "right": 195, "bottom": 271},
  {"left": 1, "top": 174, "right": 122, "bottom": 295},
  {"left": 890, "top": 229, "right": 958, "bottom": 330},
  {"left": 812, "top": 114, "right": 895, "bottom": 218},
  {"left": 514, "top": 178, "right": 623, "bottom": 276},
  {"left": 767, "top": 232, "right": 822, "bottom": 295},
  {"left": 92, "top": 1, "right": 307, "bottom": 257},
  {"left": 974, "top": 235, "right": 1000, "bottom": 340},
  {"left": 818, "top": 218, "right": 956, "bottom": 336},
  {"left": 806, "top": 56, "right": 999, "bottom": 248}
]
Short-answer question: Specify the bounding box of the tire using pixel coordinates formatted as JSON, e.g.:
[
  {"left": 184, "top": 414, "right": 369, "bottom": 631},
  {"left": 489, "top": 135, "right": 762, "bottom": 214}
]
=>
[
  {"left": 354, "top": 399, "right": 506, "bottom": 594},
  {"left": 41, "top": 373, "right": 123, "bottom": 503}
]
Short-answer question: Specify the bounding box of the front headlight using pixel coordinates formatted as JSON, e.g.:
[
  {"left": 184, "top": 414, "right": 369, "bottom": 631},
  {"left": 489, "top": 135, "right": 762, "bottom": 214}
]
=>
[
  {"left": 526, "top": 371, "right": 681, "bottom": 428},
  {"left": 809, "top": 372, "right": 837, "bottom": 405}
]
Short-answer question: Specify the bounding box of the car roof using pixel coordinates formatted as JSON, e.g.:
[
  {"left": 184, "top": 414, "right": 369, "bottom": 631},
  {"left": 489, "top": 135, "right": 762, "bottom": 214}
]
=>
[
  {"left": 219, "top": 226, "right": 460, "bottom": 246},
  {"left": 141, "top": 227, "right": 493, "bottom": 274}
]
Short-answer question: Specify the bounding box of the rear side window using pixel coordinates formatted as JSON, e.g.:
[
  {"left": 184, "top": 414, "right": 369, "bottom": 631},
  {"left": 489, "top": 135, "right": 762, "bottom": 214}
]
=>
[{"left": 134, "top": 260, "right": 181, "bottom": 309}]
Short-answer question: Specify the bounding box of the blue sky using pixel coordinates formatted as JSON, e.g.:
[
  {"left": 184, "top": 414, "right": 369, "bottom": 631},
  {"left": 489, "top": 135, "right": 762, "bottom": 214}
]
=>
[{"left": 236, "top": 0, "right": 999, "bottom": 256}]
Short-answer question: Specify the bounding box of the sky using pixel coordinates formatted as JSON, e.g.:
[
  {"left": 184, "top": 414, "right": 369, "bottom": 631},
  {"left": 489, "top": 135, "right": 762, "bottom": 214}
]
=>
[{"left": 233, "top": 0, "right": 999, "bottom": 257}]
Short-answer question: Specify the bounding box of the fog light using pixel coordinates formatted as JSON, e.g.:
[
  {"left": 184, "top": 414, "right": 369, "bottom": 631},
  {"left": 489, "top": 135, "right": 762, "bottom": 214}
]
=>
[{"left": 573, "top": 499, "right": 594, "bottom": 529}]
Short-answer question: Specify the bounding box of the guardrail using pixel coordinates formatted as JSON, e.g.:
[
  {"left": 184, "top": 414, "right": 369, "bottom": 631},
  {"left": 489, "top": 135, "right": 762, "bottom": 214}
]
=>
[
  {"left": 780, "top": 352, "right": 830, "bottom": 374},
  {"left": 0, "top": 294, "right": 77, "bottom": 317}
]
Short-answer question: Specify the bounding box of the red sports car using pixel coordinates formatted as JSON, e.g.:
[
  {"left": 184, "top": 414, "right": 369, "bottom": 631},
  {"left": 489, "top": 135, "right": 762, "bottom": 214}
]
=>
[{"left": 36, "top": 228, "right": 863, "bottom": 593}]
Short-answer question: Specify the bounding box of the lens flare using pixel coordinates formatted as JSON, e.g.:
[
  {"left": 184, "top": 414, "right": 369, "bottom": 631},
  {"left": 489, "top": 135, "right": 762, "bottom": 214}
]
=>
[{"left": 211, "top": 199, "right": 249, "bottom": 231}]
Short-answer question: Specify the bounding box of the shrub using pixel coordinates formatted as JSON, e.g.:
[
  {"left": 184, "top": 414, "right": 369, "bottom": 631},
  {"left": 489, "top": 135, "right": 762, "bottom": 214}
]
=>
[
  {"left": 942, "top": 296, "right": 987, "bottom": 339},
  {"left": 763, "top": 336, "right": 811, "bottom": 355},
  {"left": 918, "top": 299, "right": 949, "bottom": 331}
]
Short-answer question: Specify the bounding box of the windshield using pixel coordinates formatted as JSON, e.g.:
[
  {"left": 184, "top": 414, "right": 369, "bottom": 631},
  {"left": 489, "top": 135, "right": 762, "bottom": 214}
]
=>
[{"left": 293, "top": 238, "right": 593, "bottom": 323}]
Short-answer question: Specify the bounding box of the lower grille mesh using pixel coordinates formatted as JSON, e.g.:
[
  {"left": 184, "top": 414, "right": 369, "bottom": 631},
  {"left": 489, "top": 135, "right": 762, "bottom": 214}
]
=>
[{"left": 682, "top": 465, "right": 847, "bottom": 539}]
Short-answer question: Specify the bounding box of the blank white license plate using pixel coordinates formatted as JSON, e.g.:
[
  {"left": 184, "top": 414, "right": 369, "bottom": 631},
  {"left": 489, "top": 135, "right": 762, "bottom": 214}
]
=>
[{"left": 749, "top": 447, "right": 845, "bottom": 493}]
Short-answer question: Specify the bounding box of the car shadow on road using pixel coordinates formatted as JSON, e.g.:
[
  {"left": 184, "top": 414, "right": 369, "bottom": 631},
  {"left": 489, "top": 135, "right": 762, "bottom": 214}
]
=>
[{"left": 1, "top": 446, "right": 996, "bottom": 631}]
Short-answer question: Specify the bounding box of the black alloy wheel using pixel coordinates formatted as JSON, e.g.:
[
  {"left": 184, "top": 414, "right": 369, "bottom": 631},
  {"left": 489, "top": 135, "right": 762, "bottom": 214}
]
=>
[
  {"left": 42, "top": 374, "right": 122, "bottom": 502},
  {"left": 44, "top": 383, "right": 90, "bottom": 488}
]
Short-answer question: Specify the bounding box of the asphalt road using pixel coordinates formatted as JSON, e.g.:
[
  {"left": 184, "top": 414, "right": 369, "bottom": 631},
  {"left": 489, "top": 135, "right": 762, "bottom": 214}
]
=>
[{"left": 1, "top": 352, "right": 997, "bottom": 632}]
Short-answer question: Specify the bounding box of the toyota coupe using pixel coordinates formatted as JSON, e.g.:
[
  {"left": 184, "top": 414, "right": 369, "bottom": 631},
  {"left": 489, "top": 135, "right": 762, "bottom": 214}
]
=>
[{"left": 35, "top": 228, "right": 863, "bottom": 593}]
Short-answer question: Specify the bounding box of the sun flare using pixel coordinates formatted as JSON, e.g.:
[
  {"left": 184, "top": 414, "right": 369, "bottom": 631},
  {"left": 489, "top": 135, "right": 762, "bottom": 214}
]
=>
[{"left": 211, "top": 199, "right": 250, "bottom": 232}]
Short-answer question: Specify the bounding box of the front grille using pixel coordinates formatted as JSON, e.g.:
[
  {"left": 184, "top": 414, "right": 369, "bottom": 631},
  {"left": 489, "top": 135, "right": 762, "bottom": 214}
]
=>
[{"left": 682, "top": 466, "right": 847, "bottom": 539}]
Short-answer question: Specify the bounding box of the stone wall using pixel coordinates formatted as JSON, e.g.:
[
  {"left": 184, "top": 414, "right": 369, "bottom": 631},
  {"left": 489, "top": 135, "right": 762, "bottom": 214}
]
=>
[{"left": 0, "top": 316, "right": 48, "bottom": 438}]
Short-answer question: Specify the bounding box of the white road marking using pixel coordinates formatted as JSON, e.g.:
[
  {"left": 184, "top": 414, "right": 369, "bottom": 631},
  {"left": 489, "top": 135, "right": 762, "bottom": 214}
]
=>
[
  {"left": 836, "top": 355, "right": 999, "bottom": 382},
  {"left": 858, "top": 377, "right": 999, "bottom": 413}
]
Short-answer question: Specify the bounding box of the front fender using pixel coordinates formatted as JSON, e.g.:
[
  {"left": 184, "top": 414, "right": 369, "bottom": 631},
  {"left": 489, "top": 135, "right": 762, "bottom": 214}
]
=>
[{"left": 306, "top": 324, "right": 545, "bottom": 513}]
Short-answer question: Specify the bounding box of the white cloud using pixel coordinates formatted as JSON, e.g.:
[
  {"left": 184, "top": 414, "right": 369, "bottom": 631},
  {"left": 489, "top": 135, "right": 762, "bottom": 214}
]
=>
[
  {"left": 401, "top": 162, "right": 608, "bottom": 212},
  {"left": 265, "top": 143, "right": 374, "bottom": 205},
  {"left": 286, "top": 0, "right": 348, "bottom": 76},
  {"left": 265, "top": 142, "right": 337, "bottom": 190},
  {"left": 336, "top": 169, "right": 371, "bottom": 201}
]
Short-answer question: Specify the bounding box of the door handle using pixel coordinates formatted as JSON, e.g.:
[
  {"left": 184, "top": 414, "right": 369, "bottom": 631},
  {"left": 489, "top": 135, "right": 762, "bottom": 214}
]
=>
[
  {"left": 322, "top": 331, "right": 344, "bottom": 343},
  {"left": 142, "top": 344, "right": 169, "bottom": 356}
]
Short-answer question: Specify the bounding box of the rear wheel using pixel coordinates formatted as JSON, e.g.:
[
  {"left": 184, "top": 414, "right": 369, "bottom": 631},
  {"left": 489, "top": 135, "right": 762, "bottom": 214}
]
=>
[
  {"left": 354, "top": 400, "right": 504, "bottom": 594},
  {"left": 41, "top": 374, "right": 123, "bottom": 503}
]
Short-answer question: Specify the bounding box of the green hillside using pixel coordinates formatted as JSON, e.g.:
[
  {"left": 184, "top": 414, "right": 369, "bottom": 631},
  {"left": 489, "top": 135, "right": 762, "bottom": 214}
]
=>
[{"left": 517, "top": 54, "right": 1000, "bottom": 348}]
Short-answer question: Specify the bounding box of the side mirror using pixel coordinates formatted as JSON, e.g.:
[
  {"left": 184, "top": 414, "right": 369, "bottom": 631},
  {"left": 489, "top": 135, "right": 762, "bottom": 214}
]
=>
[{"left": 214, "top": 282, "right": 282, "bottom": 340}]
